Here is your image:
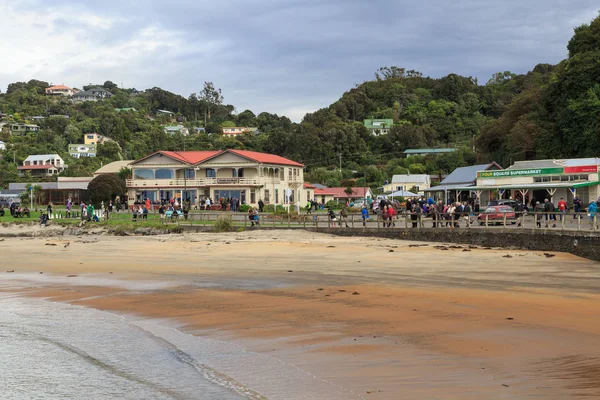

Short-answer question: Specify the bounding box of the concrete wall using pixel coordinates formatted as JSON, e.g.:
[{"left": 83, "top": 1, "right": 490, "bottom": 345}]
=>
[{"left": 305, "top": 228, "right": 600, "bottom": 261}]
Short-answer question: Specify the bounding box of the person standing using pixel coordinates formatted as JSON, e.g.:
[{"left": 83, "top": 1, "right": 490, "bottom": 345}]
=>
[
  {"left": 328, "top": 208, "right": 337, "bottom": 228},
  {"left": 361, "top": 205, "right": 369, "bottom": 227},
  {"left": 544, "top": 198, "right": 556, "bottom": 228},
  {"left": 557, "top": 197, "right": 567, "bottom": 223},
  {"left": 588, "top": 201, "right": 598, "bottom": 230},
  {"left": 573, "top": 196, "right": 582, "bottom": 219},
  {"left": 387, "top": 204, "right": 396, "bottom": 227},
  {"left": 258, "top": 199, "right": 264, "bottom": 213},
  {"left": 306, "top": 200, "right": 312, "bottom": 215},
  {"left": 339, "top": 205, "right": 349, "bottom": 228}
]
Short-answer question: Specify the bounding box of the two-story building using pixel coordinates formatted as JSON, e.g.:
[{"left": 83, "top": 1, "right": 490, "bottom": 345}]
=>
[
  {"left": 45, "top": 85, "right": 76, "bottom": 96},
  {"left": 69, "top": 144, "right": 97, "bottom": 158},
  {"left": 18, "top": 154, "right": 67, "bottom": 177},
  {"left": 126, "top": 149, "right": 308, "bottom": 208},
  {"left": 84, "top": 133, "right": 111, "bottom": 145},
  {"left": 222, "top": 127, "right": 258, "bottom": 137}
]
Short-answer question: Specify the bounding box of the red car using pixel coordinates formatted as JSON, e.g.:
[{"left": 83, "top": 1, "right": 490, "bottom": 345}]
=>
[{"left": 478, "top": 205, "right": 517, "bottom": 225}]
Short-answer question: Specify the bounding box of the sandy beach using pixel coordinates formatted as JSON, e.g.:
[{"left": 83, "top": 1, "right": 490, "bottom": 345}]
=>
[{"left": 1, "top": 230, "right": 600, "bottom": 399}]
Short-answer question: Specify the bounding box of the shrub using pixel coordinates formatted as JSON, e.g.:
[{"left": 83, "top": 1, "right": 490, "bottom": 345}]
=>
[
  {"left": 88, "top": 174, "right": 126, "bottom": 207},
  {"left": 213, "top": 216, "right": 233, "bottom": 232},
  {"left": 326, "top": 200, "right": 342, "bottom": 210},
  {"left": 239, "top": 204, "right": 252, "bottom": 213}
]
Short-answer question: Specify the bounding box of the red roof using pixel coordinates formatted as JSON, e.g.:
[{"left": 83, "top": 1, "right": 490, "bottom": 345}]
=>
[
  {"left": 227, "top": 149, "right": 304, "bottom": 167},
  {"left": 18, "top": 165, "right": 54, "bottom": 170},
  {"left": 136, "top": 149, "right": 304, "bottom": 167},
  {"left": 159, "top": 151, "right": 220, "bottom": 164},
  {"left": 327, "top": 187, "right": 371, "bottom": 198},
  {"left": 314, "top": 188, "right": 337, "bottom": 195},
  {"left": 46, "top": 85, "right": 71, "bottom": 90},
  {"left": 304, "top": 183, "right": 316, "bottom": 189}
]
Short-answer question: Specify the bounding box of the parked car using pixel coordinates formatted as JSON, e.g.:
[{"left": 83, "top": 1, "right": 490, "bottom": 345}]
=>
[
  {"left": 478, "top": 205, "right": 517, "bottom": 225},
  {"left": 486, "top": 199, "right": 522, "bottom": 209}
]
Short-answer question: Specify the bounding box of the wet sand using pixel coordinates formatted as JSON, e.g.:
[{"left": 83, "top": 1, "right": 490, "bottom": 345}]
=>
[{"left": 2, "top": 230, "right": 600, "bottom": 399}]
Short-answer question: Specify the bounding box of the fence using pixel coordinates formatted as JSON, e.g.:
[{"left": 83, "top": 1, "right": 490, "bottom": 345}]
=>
[{"left": 88, "top": 210, "right": 600, "bottom": 232}]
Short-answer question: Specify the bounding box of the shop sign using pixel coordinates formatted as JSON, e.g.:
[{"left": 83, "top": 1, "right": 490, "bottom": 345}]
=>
[
  {"left": 478, "top": 168, "right": 563, "bottom": 178},
  {"left": 564, "top": 165, "right": 599, "bottom": 174}
]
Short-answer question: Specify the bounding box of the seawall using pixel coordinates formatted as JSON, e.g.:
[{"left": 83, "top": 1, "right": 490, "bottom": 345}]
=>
[{"left": 303, "top": 228, "right": 600, "bottom": 261}]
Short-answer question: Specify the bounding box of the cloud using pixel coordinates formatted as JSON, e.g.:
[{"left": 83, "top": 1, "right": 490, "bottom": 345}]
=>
[{"left": 0, "top": 0, "right": 598, "bottom": 121}]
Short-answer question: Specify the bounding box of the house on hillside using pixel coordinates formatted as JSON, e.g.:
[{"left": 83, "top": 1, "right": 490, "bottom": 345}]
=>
[
  {"left": 18, "top": 154, "right": 67, "bottom": 177},
  {"left": 383, "top": 175, "right": 431, "bottom": 194},
  {"left": 164, "top": 125, "right": 189, "bottom": 136},
  {"left": 403, "top": 148, "right": 457, "bottom": 157},
  {"left": 5, "top": 123, "right": 40, "bottom": 136},
  {"left": 0, "top": 140, "right": 6, "bottom": 150},
  {"left": 364, "top": 119, "right": 393, "bottom": 136},
  {"left": 72, "top": 87, "right": 113, "bottom": 102},
  {"left": 45, "top": 85, "right": 76, "bottom": 96},
  {"left": 126, "top": 149, "right": 306, "bottom": 208},
  {"left": 69, "top": 144, "right": 97, "bottom": 158},
  {"left": 222, "top": 127, "right": 259, "bottom": 137},
  {"left": 84, "top": 133, "right": 111, "bottom": 145},
  {"left": 156, "top": 109, "right": 175, "bottom": 117},
  {"left": 114, "top": 108, "right": 137, "bottom": 112}
]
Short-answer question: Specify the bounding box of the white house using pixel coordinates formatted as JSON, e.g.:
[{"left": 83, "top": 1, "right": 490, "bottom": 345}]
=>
[
  {"left": 45, "top": 85, "right": 76, "bottom": 96},
  {"left": 164, "top": 125, "right": 189, "bottom": 136},
  {"left": 18, "top": 154, "right": 67, "bottom": 177},
  {"left": 222, "top": 127, "right": 258, "bottom": 136},
  {"left": 0, "top": 140, "right": 5, "bottom": 150},
  {"left": 69, "top": 144, "right": 97, "bottom": 158},
  {"left": 383, "top": 174, "right": 431, "bottom": 194}
]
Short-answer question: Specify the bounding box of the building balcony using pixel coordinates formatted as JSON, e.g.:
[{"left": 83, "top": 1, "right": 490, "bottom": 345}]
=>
[{"left": 127, "top": 177, "right": 265, "bottom": 188}]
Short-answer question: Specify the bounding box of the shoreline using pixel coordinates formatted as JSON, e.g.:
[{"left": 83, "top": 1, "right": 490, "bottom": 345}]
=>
[{"left": 2, "top": 231, "right": 600, "bottom": 398}]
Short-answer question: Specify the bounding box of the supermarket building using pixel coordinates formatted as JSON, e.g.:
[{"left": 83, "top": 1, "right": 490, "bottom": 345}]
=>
[{"left": 471, "top": 158, "right": 600, "bottom": 207}]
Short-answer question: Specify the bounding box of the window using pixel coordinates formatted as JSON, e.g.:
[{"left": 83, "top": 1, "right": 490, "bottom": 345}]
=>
[
  {"left": 232, "top": 169, "right": 238, "bottom": 178},
  {"left": 184, "top": 169, "right": 195, "bottom": 179},
  {"left": 134, "top": 169, "right": 154, "bottom": 180},
  {"left": 275, "top": 189, "right": 279, "bottom": 204},
  {"left": 264, "top": 189, "right": 270, "bottom": 203},
  {"left": 205, "top": 168, "right": 216, "bottom": 178},
  {"left": 238, "top": 168, "right": 244, "bottom": 178},
  {"left": 250, "top": 189, "right": 256, "bottom": 204},
  {"left": 279, "top": 168, "right": 284, "bottom": 180},
  {"left": 155, "top": 169, "right": 174, "bottom": 179},
  {"left": 288, "top": 190, "right": 294, "bottom": 203},
  {"left": 289, "top": 168, "right": 292, "bottom": 180}
]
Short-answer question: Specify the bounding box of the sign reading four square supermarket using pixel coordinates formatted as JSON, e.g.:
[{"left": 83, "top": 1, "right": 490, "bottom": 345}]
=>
[{"left": 477, "top": 165, "right": 599, "bottom": 178}]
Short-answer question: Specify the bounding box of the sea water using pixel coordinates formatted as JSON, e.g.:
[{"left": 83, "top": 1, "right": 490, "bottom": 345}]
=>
[{"left": 0, "top": 294, "right": 362, "bottom": 400}]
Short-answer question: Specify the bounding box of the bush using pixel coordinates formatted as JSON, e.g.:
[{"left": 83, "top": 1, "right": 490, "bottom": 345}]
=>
[
  {"left": 326, "top": 200, "right": 342, "bottom": 210},
  {"left": 213, "top": 216, "right": 233, "bottom": 232},
  {"left": 88, "top": 174, "right": 126, "bottom": 207},
  {"left": 239, "top": 204, "right": 252, "bottom": 213}
]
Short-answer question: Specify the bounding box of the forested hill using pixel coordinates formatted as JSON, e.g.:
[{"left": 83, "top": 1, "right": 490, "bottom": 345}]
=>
[{"left": 1, "top": 13, "right": 599, "bottom": 190}]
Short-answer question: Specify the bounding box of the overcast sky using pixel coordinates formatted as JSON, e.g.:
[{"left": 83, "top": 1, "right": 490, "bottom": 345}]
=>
[{"left": 0, "top": 1, "right": 597, "bottom": 121}]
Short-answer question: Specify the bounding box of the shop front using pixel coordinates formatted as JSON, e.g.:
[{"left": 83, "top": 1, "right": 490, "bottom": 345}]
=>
[{"left": 468, "top": 162, "right": 600, "bottom": 208}]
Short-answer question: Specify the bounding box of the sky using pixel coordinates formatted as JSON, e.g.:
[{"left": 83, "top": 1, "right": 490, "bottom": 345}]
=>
[{"left": 0, "top": 1, "right": 597, "bottom": 121}]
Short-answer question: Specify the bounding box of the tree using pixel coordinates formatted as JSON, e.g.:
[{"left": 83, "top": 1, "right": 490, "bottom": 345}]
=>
[
  {"left": 97, "top": 141, "right": 122, "bottom": 161},
  {"left": 344, "top": 187, "right": 353, "bottom": 196},
  {"left": 199, "top": 82, "right": 224, "bottom": 127},
  {"left": 87, "top": 174, "right": 126, "bottom": 206},
  {"left": 117, "top": 167, "right": 132, "bottom": 181}
]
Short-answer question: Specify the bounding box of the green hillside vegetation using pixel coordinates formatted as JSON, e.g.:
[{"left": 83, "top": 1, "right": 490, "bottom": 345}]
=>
[{"left": 1, "top": 13, "right": 599, "bottom": 190}]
